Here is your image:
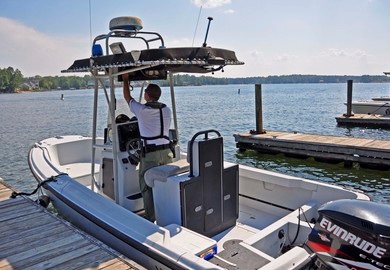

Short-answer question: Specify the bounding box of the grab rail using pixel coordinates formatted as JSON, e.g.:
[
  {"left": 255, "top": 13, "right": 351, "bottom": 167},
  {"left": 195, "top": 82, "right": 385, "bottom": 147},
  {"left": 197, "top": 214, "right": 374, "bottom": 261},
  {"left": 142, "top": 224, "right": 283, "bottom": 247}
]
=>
[
  {"left": 93, "top": 29, "right": 165, "bottom": 56},
  {"left": 188, "top": 129, "right": 221, "bottom": 177}
]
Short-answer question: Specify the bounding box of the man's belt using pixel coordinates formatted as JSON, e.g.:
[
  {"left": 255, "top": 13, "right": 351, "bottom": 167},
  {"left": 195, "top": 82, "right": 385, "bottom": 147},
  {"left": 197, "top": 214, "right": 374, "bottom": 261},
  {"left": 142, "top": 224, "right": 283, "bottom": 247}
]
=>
[{"left": 143, "top": 143, "right": 171, "bottom": 153}]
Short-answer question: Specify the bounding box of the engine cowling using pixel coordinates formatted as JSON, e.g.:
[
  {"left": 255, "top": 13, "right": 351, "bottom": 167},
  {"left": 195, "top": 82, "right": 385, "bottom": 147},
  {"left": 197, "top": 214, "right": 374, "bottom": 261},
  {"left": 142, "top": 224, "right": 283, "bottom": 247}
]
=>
[{"left": 304, "top": 199, "right": 390, "bottom": 270}]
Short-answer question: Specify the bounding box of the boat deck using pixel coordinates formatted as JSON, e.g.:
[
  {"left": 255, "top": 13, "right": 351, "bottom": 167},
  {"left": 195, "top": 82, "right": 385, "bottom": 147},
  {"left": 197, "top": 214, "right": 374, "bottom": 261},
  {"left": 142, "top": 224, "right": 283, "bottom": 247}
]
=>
[{"left": 0, "top": 178, "right": 144, "bottom": 270}]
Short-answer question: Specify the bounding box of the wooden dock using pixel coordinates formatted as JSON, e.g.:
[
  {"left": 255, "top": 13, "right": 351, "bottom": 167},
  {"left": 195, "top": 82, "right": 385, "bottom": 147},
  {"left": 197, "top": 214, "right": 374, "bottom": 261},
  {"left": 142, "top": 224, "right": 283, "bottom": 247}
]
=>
[
  {"left": 0, "top": 179, "right": 144, "bottom": 270},
  {"left": 234, "top": 131, "right": 390, "bottom": 169},
  {"left": 336, "top": 113, "right": 390, "bottom": 128}
]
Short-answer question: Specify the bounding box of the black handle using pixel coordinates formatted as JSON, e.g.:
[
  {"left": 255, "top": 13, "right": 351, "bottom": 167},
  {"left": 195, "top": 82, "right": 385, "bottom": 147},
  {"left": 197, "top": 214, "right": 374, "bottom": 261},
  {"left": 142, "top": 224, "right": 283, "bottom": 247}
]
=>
[{"left": 188, "top": 129, "right": 221, "bottom": 177}]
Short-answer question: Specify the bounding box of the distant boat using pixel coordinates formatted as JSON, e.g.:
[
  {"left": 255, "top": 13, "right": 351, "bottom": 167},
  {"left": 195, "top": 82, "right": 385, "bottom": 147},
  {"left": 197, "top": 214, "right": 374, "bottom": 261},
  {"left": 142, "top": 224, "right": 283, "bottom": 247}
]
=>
[
  {"left": 347, "top": 100, "right": 390, "bottom": 116},
  {"left": 371, "top": 96, "right": 390, "bottom": 101},
  {"left": 371, "top": 72, "right": 390, "bottom": 101},
  {"left": 345, "top": 71, "right": 390, "bottom": 116}
]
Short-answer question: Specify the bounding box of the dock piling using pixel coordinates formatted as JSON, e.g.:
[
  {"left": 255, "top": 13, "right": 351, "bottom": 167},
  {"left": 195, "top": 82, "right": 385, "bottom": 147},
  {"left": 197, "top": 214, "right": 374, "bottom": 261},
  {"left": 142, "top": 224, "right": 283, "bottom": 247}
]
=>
[
  {"left": 255, "top": 84, "right": 266, "bottom": 134},
  {"left": 345, "top": 80, "right": 354, "bottom": 117}
]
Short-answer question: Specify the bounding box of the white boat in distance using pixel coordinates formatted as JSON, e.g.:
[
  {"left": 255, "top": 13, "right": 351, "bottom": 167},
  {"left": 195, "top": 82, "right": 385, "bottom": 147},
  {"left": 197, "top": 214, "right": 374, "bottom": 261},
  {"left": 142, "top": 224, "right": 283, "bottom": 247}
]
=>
[
  {"left": 347, "top": 100, "right": 390, "bottom": 116},
  {"left": 347, "top": 72, "right": 390, "bottom": 116},
  {"left": 29, "top": 16, "right": 390, "bottom": 270},
  {"left": 372, "top": 72, "right": 390, "bottom": 102},
  {"left": 372, "top": 96, "right": 390, "bottom": 101}
]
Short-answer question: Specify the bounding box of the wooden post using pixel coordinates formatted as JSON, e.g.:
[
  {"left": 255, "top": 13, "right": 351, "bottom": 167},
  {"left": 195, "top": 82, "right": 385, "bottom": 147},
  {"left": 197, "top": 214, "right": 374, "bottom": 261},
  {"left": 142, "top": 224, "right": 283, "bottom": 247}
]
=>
[
  {"left": 345, "top": 80, "right": 354, "bottom": 117},
  {"left": 255, "top": 84, "right": 265, "bottom": 134}
]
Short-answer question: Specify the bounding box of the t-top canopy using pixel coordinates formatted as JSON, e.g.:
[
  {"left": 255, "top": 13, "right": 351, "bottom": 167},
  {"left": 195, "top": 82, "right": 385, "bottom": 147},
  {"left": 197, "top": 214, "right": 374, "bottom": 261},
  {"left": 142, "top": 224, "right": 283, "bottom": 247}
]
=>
[{"left": 62, "top": 16, "right": 244, "bottom": 80}]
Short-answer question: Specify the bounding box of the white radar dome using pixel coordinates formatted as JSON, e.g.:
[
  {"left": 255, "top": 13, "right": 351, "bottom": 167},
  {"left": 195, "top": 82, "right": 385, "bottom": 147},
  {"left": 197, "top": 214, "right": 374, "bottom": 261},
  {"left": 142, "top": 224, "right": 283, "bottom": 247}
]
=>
[{"left": 109, "top": 16, "right": 143, "bottom": 31}]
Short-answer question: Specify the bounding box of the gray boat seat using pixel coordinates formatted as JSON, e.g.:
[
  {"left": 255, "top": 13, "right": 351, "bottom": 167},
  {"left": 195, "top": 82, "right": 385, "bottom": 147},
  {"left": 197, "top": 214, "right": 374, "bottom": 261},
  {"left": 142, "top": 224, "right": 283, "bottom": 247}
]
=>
[{"left": 144, "top": 159, "right": 190, "bottom": 188}]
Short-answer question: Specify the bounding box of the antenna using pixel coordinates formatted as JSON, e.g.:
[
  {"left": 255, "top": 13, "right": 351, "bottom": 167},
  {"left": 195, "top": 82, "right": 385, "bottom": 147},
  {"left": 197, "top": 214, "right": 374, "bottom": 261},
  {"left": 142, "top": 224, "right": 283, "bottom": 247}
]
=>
[
  {"left": 202, "top": 17, "right": 213, "bottom": 47},
  {"left": 192, "top": 6, "right": 203, "bottom": 47},
  {"left": 89, "top": 0, "right": 93, "bottom": 46}
]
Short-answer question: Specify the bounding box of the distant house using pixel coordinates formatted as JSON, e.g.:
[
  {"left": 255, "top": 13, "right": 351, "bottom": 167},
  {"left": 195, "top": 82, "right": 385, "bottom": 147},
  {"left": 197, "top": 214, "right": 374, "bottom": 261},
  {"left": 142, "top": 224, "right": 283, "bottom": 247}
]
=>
[
  {"left": 87, "top": 80, "right": 95, "bottom": 88},
  {"left": 87, "top": 79, "right": 123, "bottom": 89},
  {"left": 21, "top": 79, "right": 40, "bottom": 90}
]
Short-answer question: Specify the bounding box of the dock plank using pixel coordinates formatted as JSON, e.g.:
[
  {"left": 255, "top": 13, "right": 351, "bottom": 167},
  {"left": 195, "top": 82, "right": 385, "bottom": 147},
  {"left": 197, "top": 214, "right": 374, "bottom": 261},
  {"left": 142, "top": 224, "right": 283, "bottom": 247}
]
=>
[
  {"left": 0, "top": 182, "right": 12, "bottom": 201},
  {"left": 0, "top": 227, "right": 72, "bottom": 255},
  {"left": 18, "top": 242, "right": 101, "bottom": 270},
  {"left": 0, "top": 179, "right": 143, "bottom": 270},
  {"left": 48, "top": 248, "right": 114, "bottom": 270}
]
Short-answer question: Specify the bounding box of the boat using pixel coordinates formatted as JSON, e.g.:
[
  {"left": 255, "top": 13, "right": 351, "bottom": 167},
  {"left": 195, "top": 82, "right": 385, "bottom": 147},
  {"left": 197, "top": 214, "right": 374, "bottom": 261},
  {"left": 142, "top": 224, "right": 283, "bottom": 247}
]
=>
[
  {"left": 347, "top": 100, "right": 390, "bottom": 116},
  {"left": 372, "top": 72, "right": 390, "bottom": 101},
  {"left": 371, "top": 96, "right": 390, "bottom": 101},
  {"left": 29, "top": 16, "right": 390, "bottom": 270},
  {"left": 346, "top": 72, "right": 390, "bottom": 116}
]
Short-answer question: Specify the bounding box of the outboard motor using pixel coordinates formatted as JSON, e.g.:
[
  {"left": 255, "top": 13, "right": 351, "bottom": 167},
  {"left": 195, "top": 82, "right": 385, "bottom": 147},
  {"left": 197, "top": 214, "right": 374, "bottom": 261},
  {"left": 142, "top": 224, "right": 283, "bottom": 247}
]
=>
[{"left": 304, "top": 199, "right": 390, "bottom": 270}]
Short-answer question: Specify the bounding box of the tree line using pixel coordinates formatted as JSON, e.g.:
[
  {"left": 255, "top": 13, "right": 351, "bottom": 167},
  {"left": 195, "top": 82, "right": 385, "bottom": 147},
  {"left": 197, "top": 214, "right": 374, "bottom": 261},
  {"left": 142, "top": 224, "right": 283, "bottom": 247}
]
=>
[
  {"left": 0, "top": 67, "right": 92, "bottom": 93},
  {"left": 0, "top": 67, "right": 23, "bottom": 93},
  {"left": 1, "top": 66, "right": 389, "bottom": 93},
  {"left": 160, "top": 74, "right": 389, "bottom": 86}
]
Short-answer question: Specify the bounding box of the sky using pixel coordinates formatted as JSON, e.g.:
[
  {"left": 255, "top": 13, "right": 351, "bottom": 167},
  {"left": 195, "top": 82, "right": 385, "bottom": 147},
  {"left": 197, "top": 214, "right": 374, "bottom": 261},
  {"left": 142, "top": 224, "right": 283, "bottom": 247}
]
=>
[{"left": 0, "top": 0, "right": 389, "bottom": 78}]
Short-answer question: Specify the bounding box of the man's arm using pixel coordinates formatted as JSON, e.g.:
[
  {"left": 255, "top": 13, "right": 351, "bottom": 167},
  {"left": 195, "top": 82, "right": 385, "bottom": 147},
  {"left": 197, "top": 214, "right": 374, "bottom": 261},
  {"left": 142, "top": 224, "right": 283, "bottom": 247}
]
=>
[{"left": 122, "top": 73, "right": 133, "bottom": 104}]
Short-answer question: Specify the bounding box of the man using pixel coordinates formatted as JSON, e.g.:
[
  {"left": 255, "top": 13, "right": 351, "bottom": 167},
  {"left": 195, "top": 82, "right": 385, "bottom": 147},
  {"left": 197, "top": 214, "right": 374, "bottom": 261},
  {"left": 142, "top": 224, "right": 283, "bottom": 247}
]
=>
[{"left": 122, "top": 73, "right": 172, "bottom": 222}]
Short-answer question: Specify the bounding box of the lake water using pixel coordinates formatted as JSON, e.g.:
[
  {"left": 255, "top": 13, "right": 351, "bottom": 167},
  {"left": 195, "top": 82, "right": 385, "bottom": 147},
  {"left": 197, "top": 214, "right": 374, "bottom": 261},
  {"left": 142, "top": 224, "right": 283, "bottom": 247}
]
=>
[{"left": 0, "top": 83, "right": 389, "bottom": 203}]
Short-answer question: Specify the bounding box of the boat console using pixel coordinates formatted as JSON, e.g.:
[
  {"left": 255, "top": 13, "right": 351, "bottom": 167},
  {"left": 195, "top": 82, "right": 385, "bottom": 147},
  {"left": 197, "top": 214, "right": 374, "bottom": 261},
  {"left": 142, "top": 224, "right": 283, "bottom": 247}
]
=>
[
  {"left": 101, "top": 117, "right": 142, "bottom": 210},
  {"left": 101, "top": 115, "right": 181, "bottom": 214}
]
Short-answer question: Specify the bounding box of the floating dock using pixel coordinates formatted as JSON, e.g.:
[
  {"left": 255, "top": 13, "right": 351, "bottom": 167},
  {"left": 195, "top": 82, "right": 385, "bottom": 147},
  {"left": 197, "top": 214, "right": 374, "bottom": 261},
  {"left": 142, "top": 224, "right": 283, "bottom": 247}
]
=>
[
  {"left": 336, "top": 80, "right": 390, "bottom": 128},
  {"left": 336, "top": 113, "right": 390, "bottom": 128},
  {"left": 234, "top": 131, "right": 390, "bottom": 169},
  {"left": 0, "top": 178, "right": 144, "bottom": 270}
]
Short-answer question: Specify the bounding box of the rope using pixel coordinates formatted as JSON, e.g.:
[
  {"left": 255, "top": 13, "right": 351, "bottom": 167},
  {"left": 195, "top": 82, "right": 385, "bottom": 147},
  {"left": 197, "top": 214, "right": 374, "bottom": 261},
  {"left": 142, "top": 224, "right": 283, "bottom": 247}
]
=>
[
  {"left": 10, "top": 173, "right": 66, "bottom": 199},
  {"left": 369, "top": 102, "right": 389, "bottom": 115},
  {"left": 290, "top": 207, "right": 301, "bottom": 246},
  {"left": 289, "top": 206, "right": 314, "bottom": 246}
]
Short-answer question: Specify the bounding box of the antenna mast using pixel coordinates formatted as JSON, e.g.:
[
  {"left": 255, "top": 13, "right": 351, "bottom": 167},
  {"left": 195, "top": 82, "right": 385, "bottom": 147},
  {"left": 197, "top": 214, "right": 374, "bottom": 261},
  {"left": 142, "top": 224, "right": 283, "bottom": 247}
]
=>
[
  {"left": 192, "top": 6, "right": 203, "bottom": 47},
  {"left": 89, "top": 0, "right": 93, "bottom": 46},
  {"left": 202, "top": 17, "right": 213, "bottom": 47}
]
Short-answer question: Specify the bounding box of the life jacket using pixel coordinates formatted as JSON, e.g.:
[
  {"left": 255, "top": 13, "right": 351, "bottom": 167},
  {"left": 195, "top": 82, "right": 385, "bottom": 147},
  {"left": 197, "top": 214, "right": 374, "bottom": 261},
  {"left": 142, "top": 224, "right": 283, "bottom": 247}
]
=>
[{"left": 141, "top": 101, "right": 170, "bottom": 145}]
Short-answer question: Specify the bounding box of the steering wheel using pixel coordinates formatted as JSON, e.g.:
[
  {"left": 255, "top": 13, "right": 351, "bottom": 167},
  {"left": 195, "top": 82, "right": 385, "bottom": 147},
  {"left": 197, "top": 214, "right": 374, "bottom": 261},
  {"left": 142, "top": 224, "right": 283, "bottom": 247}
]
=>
[{"left": 126, "top": 138, "right": 142, "bottom": 165}]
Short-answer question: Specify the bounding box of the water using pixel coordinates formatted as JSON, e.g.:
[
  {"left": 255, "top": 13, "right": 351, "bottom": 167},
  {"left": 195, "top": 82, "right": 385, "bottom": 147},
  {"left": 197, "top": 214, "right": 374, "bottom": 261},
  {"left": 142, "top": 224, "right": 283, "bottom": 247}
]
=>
[{"left": 1, "top": 83, "right": 389, "bottom": 203}]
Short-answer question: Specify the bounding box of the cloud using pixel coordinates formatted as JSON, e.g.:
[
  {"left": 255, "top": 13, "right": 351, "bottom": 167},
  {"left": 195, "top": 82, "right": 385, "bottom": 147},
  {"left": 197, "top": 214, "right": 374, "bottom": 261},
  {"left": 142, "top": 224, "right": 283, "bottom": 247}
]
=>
[
  {"left": 320, "top": 48, "right": 369, "bottom": 59},
  {"left": 166, "top": 37, "right": 193, "bottom": 47},
  {"left": 0, "top": 17, "right": 88, "bottom": 77},
  {"left": 276, "top": 54, "right": 298, "bottom": 62},
  {"left": 250, "top": 50, "right": 263, "bottom": 58},
  {"left": 191, "top": 0, "right": 231, "bottom": 9},
  {"left": 224, "top": 9, "right": 235, "bottom": 14},
  {"left": 351, "top": 49, "right": 369, "bottom": 58},
  {"left": 327, "top": 48, "right": 347, "bottom": 57}
]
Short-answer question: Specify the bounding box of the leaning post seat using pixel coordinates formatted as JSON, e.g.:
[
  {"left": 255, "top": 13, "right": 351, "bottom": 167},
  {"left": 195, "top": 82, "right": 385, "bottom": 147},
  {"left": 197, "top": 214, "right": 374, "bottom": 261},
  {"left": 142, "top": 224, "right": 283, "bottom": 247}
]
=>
[
  {"left": 144, "top": 159, "right": 190, "bottom": 226},
  {"left": 148, "top": 130, "right": 239, "bottom": 237},
  {"left": 183, "top": 130, "right": 224, "bottom": 236},
  {"left": 183, "top": 130, "right": 239, "bottom": 237}
]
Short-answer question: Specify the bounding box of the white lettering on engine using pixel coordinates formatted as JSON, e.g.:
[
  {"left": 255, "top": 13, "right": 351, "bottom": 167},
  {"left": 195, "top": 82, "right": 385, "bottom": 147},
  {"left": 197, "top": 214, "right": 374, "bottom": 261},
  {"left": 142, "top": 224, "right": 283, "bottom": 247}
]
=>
[{"left": 319, "top": 217, "right": 387, "bottom": 259}]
